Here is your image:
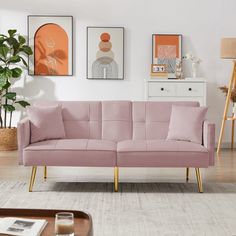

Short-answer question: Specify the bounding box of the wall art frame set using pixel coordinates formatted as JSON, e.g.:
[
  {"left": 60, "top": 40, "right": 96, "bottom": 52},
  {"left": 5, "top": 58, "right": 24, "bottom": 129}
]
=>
[{"left": 28, "top": 15, "right": 182, "bottom": 80}]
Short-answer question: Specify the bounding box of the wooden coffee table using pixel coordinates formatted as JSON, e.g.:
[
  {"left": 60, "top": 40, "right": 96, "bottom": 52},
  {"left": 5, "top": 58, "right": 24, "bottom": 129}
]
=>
[{"left": 0, "top": 208, "right": 93, "bottom": 236}]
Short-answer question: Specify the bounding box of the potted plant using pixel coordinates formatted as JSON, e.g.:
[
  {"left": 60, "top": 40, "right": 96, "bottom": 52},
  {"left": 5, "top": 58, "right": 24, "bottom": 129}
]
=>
[
  {"left": 0, "top": 29, "right": 32, "bottom": 151},
  {"left": 219, "top": 86, "right": 236, "bottom": 117}
]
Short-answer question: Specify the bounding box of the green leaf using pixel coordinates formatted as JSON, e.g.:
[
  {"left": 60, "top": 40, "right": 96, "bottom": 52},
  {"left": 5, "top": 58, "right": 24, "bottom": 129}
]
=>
[
  {"left": 0, "top": 75, "right": 7, "bottom": 89},
  {"left": 2, "top": 80, "right": 11, "bottom": 90},
  {"left": 20, "top": 45, "right": 33, "bottom": 55},
  {"left": 11, "top": 67, "right": 22, "bottom": 78},
  {"left": 8, "top": 29, "right": 17, "bottom": 37},
  {"left": 3, "top": 104, "right": 15, "bottom": 112},
  {"left": 7, "top": 37, "right": 19, "bottom": 53},
  {"left": 20, "top": 56, "right": 28, "bottom": 67},
  {"left": 1, "top": 67, "right": 12, "bottom": 79},
  {"left": 18, "top": 35, "right": 26, "bottom": 45},
  {"left": 0, "top": 45, "right": 9, "bottom": 59},
  {"left": 0, "top": 37, "right": 6, "bottom": 44},
  {"left": 15, "top": 100, "right": 30, "bottom": 107},
  {"left": 4, "top": 92, "right": 16, "bottom": 100},
  {"left": 7, "top": 55, "right": 21, "bottom": 64}
]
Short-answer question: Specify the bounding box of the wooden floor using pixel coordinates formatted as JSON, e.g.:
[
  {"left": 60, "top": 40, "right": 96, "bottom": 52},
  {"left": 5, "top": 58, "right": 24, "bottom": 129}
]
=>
[{"left": 0, "top": 150, "right": 236, "bottom": 184}]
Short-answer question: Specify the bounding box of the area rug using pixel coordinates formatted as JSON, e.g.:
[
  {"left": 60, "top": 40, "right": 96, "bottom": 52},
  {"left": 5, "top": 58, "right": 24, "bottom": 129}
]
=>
[{"left": 0, "top": 181, "right": 236, "bottom": 236}]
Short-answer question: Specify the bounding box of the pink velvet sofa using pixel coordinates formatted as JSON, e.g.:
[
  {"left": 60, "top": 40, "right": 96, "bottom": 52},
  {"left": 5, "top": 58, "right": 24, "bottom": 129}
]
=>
[{"left": 17, "top": 101, "right": 215, "bottom": 193}]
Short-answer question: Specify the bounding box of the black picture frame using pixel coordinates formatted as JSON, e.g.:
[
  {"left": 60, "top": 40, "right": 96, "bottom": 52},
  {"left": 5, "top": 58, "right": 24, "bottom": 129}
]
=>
[
  {"left": 86, "top": 26, "right": 124, "bottom": 80},
  {"left": 27, "top": 15, "right": 73, "bottom": 76}
]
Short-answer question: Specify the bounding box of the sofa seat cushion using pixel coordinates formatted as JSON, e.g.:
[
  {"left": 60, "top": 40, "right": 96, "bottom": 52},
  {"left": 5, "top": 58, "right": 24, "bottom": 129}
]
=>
[
  {"left": 23, "top": 139, "right": 117, "bottom": 167},
  {"left": 117, "top": 140, "right": 209, "bottom": 167}
]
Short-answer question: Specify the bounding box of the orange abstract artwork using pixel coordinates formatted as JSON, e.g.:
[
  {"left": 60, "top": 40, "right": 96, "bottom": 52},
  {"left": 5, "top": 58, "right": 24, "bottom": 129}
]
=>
[
  {"left": 154, "top": 35, "right": 180, "bottom": 59},
  {"left": 152, "top": 34, "right": 182, "bottom": 78},
  {"left": 34, "top": 23, "right": 68, "bottom": 75}
]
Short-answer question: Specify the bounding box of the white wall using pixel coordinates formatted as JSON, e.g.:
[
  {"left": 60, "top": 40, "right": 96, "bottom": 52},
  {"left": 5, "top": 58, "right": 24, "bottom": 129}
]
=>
[{"left": 0, "top": 0, "right": 236, "bottom": 144}]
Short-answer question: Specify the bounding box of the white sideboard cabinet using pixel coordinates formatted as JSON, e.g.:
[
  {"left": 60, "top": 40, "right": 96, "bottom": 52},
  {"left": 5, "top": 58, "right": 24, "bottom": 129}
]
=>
[{"left": 145, "top": 78, "right": 206, "bottom": 106}]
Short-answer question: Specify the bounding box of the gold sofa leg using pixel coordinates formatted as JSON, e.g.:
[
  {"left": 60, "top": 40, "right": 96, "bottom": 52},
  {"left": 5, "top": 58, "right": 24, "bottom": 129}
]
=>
[
  {"left": 114, "top": 167, "right": 119, "bottom": 192},
  {"left": 195, "top": 168, "right": 203, "bottom": 193},
  {"left": 29, "top": 166, "right": 37, "bottom": 192},
  {"left": 186, "top": 167, "right": 190, "bottom": 182},
  {"left": 44, "top": 166, "right": 47, "bottom": 180}
]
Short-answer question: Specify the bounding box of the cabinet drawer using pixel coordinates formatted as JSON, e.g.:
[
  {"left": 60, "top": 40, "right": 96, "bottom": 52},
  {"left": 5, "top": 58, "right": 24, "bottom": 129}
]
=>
[
  {"left": 148, "top": 83, "right": 176, "bottom": 97},
  {"left": 176, "top": 83, "right": 204, "bottom": 97}
]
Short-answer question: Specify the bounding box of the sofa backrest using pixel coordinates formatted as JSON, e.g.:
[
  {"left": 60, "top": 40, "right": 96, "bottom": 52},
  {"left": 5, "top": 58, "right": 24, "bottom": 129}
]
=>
[
  {"left": 34, "top": 101, "right": 199, "bottom": 141},
  {"left": 102, "top": 101, "right": 132, "bottom": 141},
  {"left": 34, "top": 101, "right": 102, "bottom": 139},
  {"left": 132, "top": 101, "right": 199, "bottom": 140}
]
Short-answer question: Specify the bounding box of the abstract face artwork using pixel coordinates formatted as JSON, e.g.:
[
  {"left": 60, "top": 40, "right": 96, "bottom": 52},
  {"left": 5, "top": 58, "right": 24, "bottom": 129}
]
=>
[
  {"left": 28, "top": 16, "right": 73, "bottom": 76},
  {"left": 152, "top": 34, "right": 182, "bottom": 78},
  {"left": 87, "top": 27, "right": 124, "bottom": 80}
]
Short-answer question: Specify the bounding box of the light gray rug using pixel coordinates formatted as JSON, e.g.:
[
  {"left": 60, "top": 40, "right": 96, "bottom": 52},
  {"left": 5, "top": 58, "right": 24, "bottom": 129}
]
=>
[{"left": 1, "top": 181, "right": 236, "bottom": 236}]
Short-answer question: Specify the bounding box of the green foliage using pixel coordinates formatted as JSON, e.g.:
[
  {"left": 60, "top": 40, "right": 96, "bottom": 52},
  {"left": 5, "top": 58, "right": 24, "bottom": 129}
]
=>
[
  {"left": 0, "top": 29, "right": 32, "bottom": 128},
  {"left": 15, "top": 100, "right": 30, "bottom": 108}
]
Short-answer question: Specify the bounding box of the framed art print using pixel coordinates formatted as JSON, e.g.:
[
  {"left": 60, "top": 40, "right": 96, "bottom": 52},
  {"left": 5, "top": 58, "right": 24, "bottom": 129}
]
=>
[
  {"left": 28, "top": 15, "right": 73, "bottom": 76},
  {"left": 152, "top": 34, "right": 182, "bottom": 79},
  {"left": 87, "top": 27, "right": 124, "bottom": 80}
]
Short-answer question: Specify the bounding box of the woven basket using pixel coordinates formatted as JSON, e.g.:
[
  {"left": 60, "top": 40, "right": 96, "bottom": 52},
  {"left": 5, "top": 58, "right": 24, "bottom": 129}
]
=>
[{"left": 0, "top": 128, "right": 17, "bottom": 151}]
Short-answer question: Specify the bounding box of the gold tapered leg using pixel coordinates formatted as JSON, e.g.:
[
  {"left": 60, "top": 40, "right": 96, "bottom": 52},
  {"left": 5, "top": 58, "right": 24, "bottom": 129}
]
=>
[
  {"left": 217, "top": 62, "right": 236, "bottom": 155},
  {"left": 186, "top": 168, "right": 190, "bottom": 182},
  {"left": 29, "top": 166, "right": 37, "bottom": 192},
  {"left": 44, "top": 166, "right": 47, "bottom": 180},
  {"left": 195, "top": 168, "right": 203, "bottom": 193},
  {"left": 114, "top": 167, "right": 119, "bottom": 192}
]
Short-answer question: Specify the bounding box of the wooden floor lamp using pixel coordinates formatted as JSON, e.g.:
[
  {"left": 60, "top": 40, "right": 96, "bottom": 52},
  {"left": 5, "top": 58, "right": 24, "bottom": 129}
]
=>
[{"left": 217, "top": 38, "right": 236, "bottom": 154}]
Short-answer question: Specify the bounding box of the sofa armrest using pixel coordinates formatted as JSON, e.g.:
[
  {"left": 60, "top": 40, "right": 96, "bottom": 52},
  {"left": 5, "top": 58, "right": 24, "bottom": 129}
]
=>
[
  {"left": 17, "top": 117, "right": 30, "bottom": 165},
  {"left": 203, "top": 120, "right": 215, "bottom": 166}
]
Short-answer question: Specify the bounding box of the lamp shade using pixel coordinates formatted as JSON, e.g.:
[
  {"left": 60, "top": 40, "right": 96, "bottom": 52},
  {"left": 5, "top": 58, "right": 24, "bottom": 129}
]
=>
[{"left": 221, "top": 38, "right": 236, "bottom": 59}]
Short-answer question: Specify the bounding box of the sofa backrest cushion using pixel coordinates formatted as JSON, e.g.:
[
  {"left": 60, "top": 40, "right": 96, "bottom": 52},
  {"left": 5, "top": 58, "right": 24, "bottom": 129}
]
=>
[
  {"left": 132, "top": 101, "right": 199, "bottom": 140},
  {"left": 34, "top": 101, "right": 102, "bottom": 139},
  {"left": 102, "top": 101, "right": 132, "bottom": 141},
  {"left": 34, "top": 101, "right": 199, "bottom": 141}
]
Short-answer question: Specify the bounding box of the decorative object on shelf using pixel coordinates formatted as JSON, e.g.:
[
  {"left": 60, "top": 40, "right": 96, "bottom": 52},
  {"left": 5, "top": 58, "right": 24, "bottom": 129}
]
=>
[
  {"left": 87, "top": 27, "right": 124, "bottom": 80},
  {"left": 217, "top": 38, "right": 236, "bottom": 153},
  {"left": 152, "top": 34, "right": 182, "bottom": 79},
  {"left": 150, "top": 64, "right": 168, "bottom": 78},
  {"left": 183, "top": 53, "right": 201, "bottom": 78},
  {"left": 28, "top": 15, "right": 73, "bottom": 76},
  {"left": 175, "top": 59, "right": 183, "bottom": 79},
  {"left": 0, "top": 29, "right": 32, "bottom": 150}
]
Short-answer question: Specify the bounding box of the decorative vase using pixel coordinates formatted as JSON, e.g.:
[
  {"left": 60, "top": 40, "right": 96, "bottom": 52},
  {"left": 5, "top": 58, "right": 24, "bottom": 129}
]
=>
[
  {"left": 192, "top": 62, "right": 198, "bottom": 78},
  {"left": 233, "top": 102, "right": 236, "bottom": 118},
  {"left": 0, "top": 128, "right": 17, "bottom": 151}
]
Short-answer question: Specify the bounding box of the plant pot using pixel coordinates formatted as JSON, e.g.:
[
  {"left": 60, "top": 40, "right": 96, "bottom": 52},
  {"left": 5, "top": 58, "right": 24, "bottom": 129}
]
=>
[{"left": 0, "top": 128, "right": 17, "bottom": 151}]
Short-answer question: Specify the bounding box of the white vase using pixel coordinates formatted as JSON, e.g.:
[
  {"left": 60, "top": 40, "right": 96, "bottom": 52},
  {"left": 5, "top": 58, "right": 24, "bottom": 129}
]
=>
[{"left": 192, "top": 62, "right": 198, "bottom": 78}]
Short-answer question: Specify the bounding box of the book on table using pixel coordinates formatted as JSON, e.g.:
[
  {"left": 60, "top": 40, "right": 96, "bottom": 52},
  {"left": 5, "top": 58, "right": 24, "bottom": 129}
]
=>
[{"left": 0, "top": 217, "right": 47, "bottom": 236}]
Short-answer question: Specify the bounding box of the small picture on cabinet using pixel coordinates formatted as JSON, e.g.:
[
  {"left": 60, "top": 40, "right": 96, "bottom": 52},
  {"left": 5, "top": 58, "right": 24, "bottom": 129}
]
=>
[
  {"left": 151, "top": 64, "right": 166, "bottom": 73},
  {"left": 87, "top": 27, "right": 124, "bottom": 80},
  {"left": 152, "top": 34, "right": 182, "bottom": 79},
  {"left": 28, "top": 15, "right": 73, "bottom": 76}
]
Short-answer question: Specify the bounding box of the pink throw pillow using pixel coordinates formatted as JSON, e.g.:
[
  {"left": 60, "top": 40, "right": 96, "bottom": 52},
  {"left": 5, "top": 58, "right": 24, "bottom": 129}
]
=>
[
  {"left": 166, "top": 106, "right": 208, "bottom": 144},
  {"left": 27, "top": 105, "right": 65, "bottom": 143}
]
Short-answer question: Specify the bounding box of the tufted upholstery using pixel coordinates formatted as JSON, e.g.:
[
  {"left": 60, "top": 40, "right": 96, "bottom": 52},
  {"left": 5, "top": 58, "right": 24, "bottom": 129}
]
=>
[
  {"left": 18, "top": 101, "right": 215, "bottom": 168},
  {"left": 132, "top": 101, "right": 199, "bottom": 140}
]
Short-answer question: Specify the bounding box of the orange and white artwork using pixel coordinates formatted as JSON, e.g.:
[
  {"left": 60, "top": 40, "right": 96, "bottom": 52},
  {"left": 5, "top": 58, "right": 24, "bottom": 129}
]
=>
[
  {"left": 152, "top": 34, "right": 182, "bottom": 78},
  {"left": 28, "top": 16, "right": 73, "bottom": 76},
  {"left": 87, "top": 27, "right": 124, "bottom": 80}
]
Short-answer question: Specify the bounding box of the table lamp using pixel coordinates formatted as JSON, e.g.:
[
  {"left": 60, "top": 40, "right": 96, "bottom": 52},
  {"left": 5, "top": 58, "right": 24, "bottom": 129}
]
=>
[{"left": 217, "top": 38, "right": 236, "bottom": 154}]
